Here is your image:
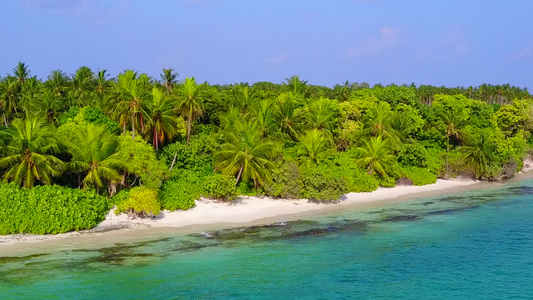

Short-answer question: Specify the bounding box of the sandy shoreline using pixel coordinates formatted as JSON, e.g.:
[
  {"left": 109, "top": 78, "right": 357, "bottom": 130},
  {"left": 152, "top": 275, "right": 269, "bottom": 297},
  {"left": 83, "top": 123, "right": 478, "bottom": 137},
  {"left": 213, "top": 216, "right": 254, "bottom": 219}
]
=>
[
  {"left": 1, "top": 170, "right": 532, "bottom": 254},
  {"left": 0, "top": 178, "right": 478, "bottom": 249}
]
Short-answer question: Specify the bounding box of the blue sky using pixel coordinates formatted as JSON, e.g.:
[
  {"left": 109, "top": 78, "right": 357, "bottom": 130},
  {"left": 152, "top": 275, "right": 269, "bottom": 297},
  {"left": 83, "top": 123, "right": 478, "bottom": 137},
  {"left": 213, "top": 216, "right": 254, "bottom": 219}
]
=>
[{"left": 1, "top": 0, "right": 532, "bottom": 89}]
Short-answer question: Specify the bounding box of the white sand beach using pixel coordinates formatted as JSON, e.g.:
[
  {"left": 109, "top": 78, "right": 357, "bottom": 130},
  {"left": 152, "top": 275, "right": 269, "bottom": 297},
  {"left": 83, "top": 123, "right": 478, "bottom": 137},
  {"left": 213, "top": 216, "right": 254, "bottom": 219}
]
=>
[
  {"left": 98, "top": 178, "right": 479, "bottom": 229},
  {"left": 0, "top": 178, "right": 487, "bottom": 250}
]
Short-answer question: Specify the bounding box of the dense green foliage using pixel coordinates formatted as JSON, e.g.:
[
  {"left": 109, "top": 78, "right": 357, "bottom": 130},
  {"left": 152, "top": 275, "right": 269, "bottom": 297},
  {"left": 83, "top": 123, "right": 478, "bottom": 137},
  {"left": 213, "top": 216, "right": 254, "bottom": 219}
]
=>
[
  {"left": 115, "top": 186, "right": 160, "bottom": 217},
  {"left": 0, "top": 184, "right": 108, "bottom": 234},
  {"left": 0, "top": 62, "right": 532, "bottom": 233},
  {"left": 204, "top": 173, "right": 237, "bottom": 201}
]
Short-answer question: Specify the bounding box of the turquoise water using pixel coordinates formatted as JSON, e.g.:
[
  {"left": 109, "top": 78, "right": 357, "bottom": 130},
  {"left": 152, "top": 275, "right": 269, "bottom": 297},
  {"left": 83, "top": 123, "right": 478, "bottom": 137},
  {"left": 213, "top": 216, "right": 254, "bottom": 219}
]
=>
[{"left": 2, "top": 179, "right": 533, "bottom": 299}]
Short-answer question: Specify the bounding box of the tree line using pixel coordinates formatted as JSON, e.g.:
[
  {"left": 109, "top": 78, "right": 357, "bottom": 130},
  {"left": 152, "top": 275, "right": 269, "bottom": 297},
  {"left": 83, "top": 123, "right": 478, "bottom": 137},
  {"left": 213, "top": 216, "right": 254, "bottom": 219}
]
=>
[{"left": 0, "top": 62, "right": 532, "bottom": 217}]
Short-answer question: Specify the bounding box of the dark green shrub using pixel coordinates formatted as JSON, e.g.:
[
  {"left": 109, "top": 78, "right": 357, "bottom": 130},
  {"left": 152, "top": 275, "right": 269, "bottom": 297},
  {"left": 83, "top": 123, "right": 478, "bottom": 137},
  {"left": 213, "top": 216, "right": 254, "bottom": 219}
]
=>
[
  {"left": 379, "top": 176, "right": 396, "bottom": 187},
  {"left": 332, "top": 153, "right": 379, "bottom": 193},
  {"left": 425, "top": 147, "right": 445, "bottom": 175},
  {"left": 300, "top": 165, "right": 348, "bottom": 203},
  {"left": 265, "top": 162, "right": 302, "bottom": 198},
  {"left": 401, "top": 166, "right": 437, "bottom": 186},
  {"left": 116, "top": 135, "right": 168, "bottom": 189},
  {"left": 398, "top": 143, "right": 428, "bottom": 168},
  {"left": 59, "top": 107, "right": 119, "bottom": 134},
  {"left": 159, "top": 169, "right": 205, "bottom": 211},
  {"left": 347, "top": 167, "right": 379, "bottom": 192},
  {"left": 115, "top": 186, "right": 160, "bottom": 217},
  {"left": 204, "top": 173, "right": 237, "bottom": 201},
  {"left": 0, "top": 184, "right": 109, "bottom": 235},
  {"left": 159, "top": 181, "right": 197, "bottom": 211}
]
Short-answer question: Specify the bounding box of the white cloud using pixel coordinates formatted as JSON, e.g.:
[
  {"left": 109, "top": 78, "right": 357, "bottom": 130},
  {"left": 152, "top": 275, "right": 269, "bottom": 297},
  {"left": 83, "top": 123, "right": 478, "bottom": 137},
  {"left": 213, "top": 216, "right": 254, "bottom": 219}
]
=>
[
  {"left": 265, "top": 53, "right": 290, "bottom": 65},
  {"left": 509, "top": 45, "right": 533, "bottom": 61},
  {"left": 342, "top": 26, "right": 402, "bottom": 58}
]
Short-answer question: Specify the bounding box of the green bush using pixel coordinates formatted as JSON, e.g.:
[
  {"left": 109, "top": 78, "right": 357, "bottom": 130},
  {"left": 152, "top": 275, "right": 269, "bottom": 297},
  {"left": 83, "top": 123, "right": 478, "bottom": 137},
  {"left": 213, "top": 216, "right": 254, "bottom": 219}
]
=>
[
  {"left": 0, "top": 184, "right": 109, "bottom": 235},
  {"left": 425, "top": 147, "right": 445, "bottom": 175},
  {"left": 115, "top": 186, "right": 160, "bottom": 217},
  {"left": 116, "top": 135, "right": 168, "bottom": 189},
  {"left": 398, "top": 143, "right": 428, "bottom": 168},
  {"left": 204, "top": 173, "right": 237, "bottom": 201},
  {"left": 159, "top": 142, "right": 213, "bottom": 172},
  {"left": 59, "top": 107, "right": 119, "bottom": 134},
  {"left": 159, "top": 169, "right": 205, "bottom": 211},
  {"left": 347, "top": 167, "right": 379, "bottom": 192},
  {"left": 331, "top": 153, "right": 379, "bottom": 193},
  {"left": 379, "top": 176, "right": 396, "bottom": 187},
  {"left": 401, "top": 166, "right": 437, "bottom": 186},
  {"left": 265, "top": 162, "right": 302, "bottom": 198},
  {"left": 300, "top": 165, "right": 348, "bottom": 203}
]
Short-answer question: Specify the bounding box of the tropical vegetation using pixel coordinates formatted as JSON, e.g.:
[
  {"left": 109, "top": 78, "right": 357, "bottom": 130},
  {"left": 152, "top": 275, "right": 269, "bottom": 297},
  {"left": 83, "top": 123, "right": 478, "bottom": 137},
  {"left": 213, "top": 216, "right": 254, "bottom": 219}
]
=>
[{"left": 1, "top": 62, "right": 532, "bottom": 233}]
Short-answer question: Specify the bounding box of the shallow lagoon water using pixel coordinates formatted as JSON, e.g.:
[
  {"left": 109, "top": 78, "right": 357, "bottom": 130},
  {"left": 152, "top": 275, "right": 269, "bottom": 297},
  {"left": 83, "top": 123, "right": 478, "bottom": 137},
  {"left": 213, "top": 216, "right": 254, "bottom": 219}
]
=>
[{"left": 2, "top": 179, "right": 533, "bottom": 299}]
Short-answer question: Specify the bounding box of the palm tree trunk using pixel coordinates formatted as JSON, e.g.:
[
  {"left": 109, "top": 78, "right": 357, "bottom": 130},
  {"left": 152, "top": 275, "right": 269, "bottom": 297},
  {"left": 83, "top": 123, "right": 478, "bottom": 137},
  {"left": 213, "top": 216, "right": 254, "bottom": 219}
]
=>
[
  {"left": 445, "top": 136, "right": 450, "bottom": 178},
  {"left": 131, "top": 113, "right": 135, "bottom": 139},
  {"left": 235, "top": 165, "right": 244, "bottom": 186},
  {"left": 187, "top": 110, "right": 192, "bottom": 146},
  {"left": 154, "top": 127, "right": 159, "bottom": 150},
  {"left": 169, "top": 152, "right": 178, "bottom": 172}
]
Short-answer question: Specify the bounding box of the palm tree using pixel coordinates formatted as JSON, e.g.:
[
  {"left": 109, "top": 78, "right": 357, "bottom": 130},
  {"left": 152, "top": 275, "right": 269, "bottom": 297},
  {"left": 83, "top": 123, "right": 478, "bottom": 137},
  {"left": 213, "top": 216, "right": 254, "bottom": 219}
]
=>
[
  {"left": 0, "top": 76, "right": 19, "bottom": 125},
  {"left": 364, "top": 101, "right": 400, "bottom": 146},
  {"left": 46, "top": 69, "right": 70, "bottom": 98},
  {"left": 71, "top": 66, "right": 95, "bottom": 106},
  {"left": 220, "top": 106, "right": 246, "bottom": 133},
  {"left": 64, "top": 123, "right": 124, "bottom": 193},
  {"left": 30, "top": 88, "right": 64, "bottom": 124},
  {"left": 108, "top": 70, "right": 148, "bottom": 139},
  {"left": 214, "top": 120, "right": 275, "bottom": 187},
  {"left": 144, "top": 86, "right": 178, "bottom": 150},
  {"left": 251, "top": 99, "right": 275, "bottom": 138},
  {"left": 96, "top": 70, "right": 110, "bottom": 94},
  {"left": 461, "top": 129, "right": 497, "bottom": 179},
  {"left": 355, "top": 136, "right": 395, "bottom": 178},
  {"left": 296, "top": 129, "right": 333, "bottom": 168},
  {"left": 13, "top": 62, "right": 30, "bottom": 84},
  {"left": 0, "top": 116, "right": 64, "bottom": 188},
  {"left": 232, "top": 84, "right": 257, "bottom": 112},
  {"left": 439, "top": 109, "right": 466, "bottom": 177},
  {"left": 161, "top": 68, "right": 178, "bottom": 95},
  {"left": 176, "top": 77, "right": 203, "bottom": 145},
  {"left": 273, "top": 93, "right": 304, "bottom": 141},
  {"left": 284, "top": 75, "right": 307, "bottom": 95},
  {"left": 306, "top": 99, "right": 338, "bottom": 133}
]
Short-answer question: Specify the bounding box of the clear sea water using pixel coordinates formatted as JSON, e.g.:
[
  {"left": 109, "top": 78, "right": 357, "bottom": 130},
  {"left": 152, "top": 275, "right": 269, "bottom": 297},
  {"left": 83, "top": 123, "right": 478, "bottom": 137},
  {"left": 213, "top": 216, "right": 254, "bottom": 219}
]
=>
[{"left": 2, "top": 179, "right": 533, "bottom": 299}]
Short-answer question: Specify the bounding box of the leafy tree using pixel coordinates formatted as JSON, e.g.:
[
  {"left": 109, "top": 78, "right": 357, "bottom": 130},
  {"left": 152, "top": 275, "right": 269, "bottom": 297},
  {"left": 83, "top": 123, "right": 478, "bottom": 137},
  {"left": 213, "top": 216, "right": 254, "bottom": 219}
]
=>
[
  {"left": 70, "top": 66, "right": 95, "bottom": 106},
  {"left": 144, "top": 86, "right": 179, "bottom": 150},
  {"left": 232, "top": 84, "right": 258, "bottom": 112},
  {"left": 296, "top": 129, "right": 334, "bottom": 168},
  {"left": 161, "top": 68, "right": 178, "bottom": 95},
  {"left": 0, "top": 116, "right": 64, "bottom": 188},
  {"left": 176, "top": 77, "right": 203, "bottom": 145},
  {"left": 305, "top": 98, "right": 339, "bottom": 133},
  {"left": 214, "top": 120, "right": 275, "bottom": 187},
  {"left": 273, "top": 93, "right": 304, "bottom": 141},
  {"left": 461, "top": 129, "right": 498, "bottom": 178},
  {"left": 64, "top": 123, "right": 124, "bottom": 193},
  {"left": 363, "top": 101, "right": 400, "bottom": 146},
  {"left": 108, "top": 70, "right": 149, "bottom": 138},
  {"left": 251, "top": 99, "right": 275, "bottom": 137},
  {"left": 355, "top": 136, "right": 395, "bottom": 178},
  {"left": 115, "top": 135, "right": 168, "bottom": 189},
  {"left": 284, "top": 75, "right": 308, "bottom": 95},
  {"left": 30, "top": 88, "right": 64, "bottom": 124}
]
